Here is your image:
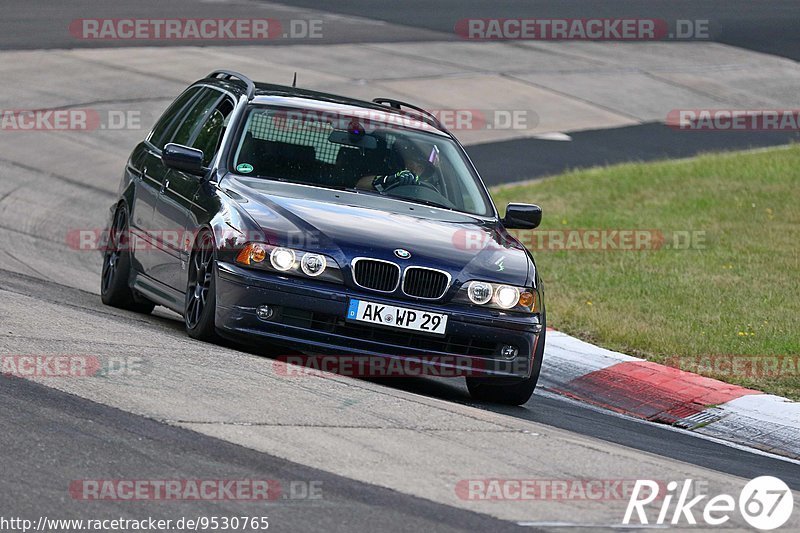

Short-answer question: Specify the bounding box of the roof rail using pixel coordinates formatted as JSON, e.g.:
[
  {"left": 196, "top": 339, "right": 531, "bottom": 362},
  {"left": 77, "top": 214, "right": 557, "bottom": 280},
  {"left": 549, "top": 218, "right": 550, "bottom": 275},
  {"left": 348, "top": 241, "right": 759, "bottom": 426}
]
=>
[
  {"left": 372, "top": 98, "right": 446, "bottom": 131},
  {"left": 207, "top": 70, "right": 256, "bottom": 100}
]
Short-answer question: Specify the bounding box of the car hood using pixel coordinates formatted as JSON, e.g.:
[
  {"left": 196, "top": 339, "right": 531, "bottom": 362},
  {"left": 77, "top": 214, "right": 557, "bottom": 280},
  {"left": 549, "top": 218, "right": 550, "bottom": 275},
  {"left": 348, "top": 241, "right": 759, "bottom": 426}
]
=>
[{"left": 224, "top": 177, "right": 531, "bottom": 286}]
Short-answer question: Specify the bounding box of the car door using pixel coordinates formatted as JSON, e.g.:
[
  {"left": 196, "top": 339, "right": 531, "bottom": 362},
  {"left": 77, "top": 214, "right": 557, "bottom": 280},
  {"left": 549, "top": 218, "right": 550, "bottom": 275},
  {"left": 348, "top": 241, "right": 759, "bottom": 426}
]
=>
[
  {"left": 150, "top": 88, "right": 235, "bottom": 291},
  {"left": 131, "top": 86, "right": 203, "bottom": 277}
]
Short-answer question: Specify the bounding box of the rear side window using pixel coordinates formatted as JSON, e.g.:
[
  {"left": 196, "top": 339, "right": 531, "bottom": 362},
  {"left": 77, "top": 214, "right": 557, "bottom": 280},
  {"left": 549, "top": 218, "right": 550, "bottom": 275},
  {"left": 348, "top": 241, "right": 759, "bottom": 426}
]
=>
[{"left": 148, "top": 87, "right": 201, "bottom": 150}]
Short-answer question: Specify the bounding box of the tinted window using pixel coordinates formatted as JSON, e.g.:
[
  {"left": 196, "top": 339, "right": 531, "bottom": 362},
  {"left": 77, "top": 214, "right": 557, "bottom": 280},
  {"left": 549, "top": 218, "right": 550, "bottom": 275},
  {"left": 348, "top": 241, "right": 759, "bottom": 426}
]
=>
[
  {"left": 192, "top": 98, "right": 235, "bottom": 166},
  {"left": 148, "top": 87, "right": 201, "bottom": 150},
  {"left": 170, "top": 89, "right": 223, "bottom": 147}
]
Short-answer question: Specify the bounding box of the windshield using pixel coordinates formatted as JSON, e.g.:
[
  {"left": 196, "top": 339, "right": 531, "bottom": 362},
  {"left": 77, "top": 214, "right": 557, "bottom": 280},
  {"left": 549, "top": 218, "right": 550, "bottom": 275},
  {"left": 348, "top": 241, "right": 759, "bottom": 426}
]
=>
[{"left": 230, "top": 106, "right": 494, "bottom": 217}]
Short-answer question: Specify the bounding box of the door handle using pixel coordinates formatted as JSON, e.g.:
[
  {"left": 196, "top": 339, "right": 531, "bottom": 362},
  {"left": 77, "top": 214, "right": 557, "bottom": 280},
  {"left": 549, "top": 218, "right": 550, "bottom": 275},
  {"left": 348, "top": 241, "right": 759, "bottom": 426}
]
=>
[
  {"left": 142, "top": 167, "right": 154, "bottom": 183},
  {"left": 160, "top": 178, "right": 170, "bottom": 194}
]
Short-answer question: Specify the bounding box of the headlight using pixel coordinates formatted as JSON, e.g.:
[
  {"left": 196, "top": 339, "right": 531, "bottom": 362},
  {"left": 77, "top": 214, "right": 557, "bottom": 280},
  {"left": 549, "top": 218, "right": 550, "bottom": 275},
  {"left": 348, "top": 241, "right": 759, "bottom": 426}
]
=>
[
  {"left": 235, "top": 242, "right": 342, "bottom": 283},
  {"left": 301, "top": 253, "right": 326, "bottom": 277},
  {"left": 270, "top": 247, "right": 295, "bottom": 271},
  {"left": 455, "top": 280, "right": 537, "bottom": 313},
  {"left": 467, "top": 281, "right": 493, "bottom": 305},
  {"left": 495, "top": 285, "right": 520, "bottom": 309}
]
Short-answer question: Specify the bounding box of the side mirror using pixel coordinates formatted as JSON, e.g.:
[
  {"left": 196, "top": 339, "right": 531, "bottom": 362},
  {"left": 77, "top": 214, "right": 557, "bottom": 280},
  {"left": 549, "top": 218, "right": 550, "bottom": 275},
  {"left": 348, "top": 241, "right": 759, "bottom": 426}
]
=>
[
  {"left": 503, "top": 203, "right": 542, "bottom": 229},
  {"left": 163, "top": 143, "right": 205, "bottom": 176}
]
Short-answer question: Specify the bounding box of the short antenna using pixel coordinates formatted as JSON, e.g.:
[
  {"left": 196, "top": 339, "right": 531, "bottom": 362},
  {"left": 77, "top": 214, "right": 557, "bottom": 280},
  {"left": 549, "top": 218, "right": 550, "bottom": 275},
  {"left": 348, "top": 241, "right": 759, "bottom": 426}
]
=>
[{"left": 292, "top": 72, "right": 297, "bottom": 88}]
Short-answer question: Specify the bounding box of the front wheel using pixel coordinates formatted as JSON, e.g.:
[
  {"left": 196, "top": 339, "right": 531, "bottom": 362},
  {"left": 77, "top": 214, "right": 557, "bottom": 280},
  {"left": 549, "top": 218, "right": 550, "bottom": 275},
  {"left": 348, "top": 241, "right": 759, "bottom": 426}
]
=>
[
  {"left": 185, "top": 231, "right": 219, "bottom": 342},
  {"left": 466, "top": 327, "right": 545, "bottom": 406},
  {"left": 100, "top": 206, "right": 155, "bottom": 314}
]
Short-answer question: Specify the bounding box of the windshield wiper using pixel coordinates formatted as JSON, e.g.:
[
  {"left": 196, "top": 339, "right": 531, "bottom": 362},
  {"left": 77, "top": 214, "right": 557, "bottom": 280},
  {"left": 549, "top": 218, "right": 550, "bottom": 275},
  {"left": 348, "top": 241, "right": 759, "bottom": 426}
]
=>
[
  {"left": 345, "top": 187, "right": 381, "bottom": 196},
  {"left": 245, "top": 176, "right": 353, "bottom": 193},
  {"left": 311, "top": 183, "right": 351, "bottom": 192},
  {"left": 393, "top": 196, "right": 454, "bottom": 211},
  {"left": 345, "top": 187, "right": 457, "bottom": 212}
]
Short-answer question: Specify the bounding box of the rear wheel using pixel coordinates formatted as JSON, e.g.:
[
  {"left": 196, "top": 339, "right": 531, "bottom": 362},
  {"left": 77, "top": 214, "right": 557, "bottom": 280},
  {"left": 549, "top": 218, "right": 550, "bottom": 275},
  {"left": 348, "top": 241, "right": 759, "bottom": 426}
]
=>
[
  {"left": 466, "top": 327, "right": 546, "bottom": 406},
  {"left": 185, "top": 231, "right": 219, "bottom": 342},
  {"left": 100, "top": 206, "right": 155, "bottom": 314}
]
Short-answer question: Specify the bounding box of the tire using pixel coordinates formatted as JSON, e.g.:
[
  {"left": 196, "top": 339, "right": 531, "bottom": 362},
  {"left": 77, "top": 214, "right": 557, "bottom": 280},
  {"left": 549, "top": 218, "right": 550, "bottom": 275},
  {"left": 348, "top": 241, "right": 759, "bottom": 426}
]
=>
[
  {"left": 100, "top": 206, "right": 155, "bottom": 314},
  {"left": 466, "top": 327, "right": 546, "bottom": 406},
  {"left": 185, "top": 231, "right": 219, "bottom": 342}
]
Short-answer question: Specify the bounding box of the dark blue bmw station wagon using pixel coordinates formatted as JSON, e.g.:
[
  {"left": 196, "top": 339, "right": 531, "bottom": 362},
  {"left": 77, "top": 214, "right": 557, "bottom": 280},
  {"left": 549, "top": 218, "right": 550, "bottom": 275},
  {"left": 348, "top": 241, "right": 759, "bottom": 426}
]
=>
[{"left": 102, "top": 70, "right": 545, "bottom": 404}]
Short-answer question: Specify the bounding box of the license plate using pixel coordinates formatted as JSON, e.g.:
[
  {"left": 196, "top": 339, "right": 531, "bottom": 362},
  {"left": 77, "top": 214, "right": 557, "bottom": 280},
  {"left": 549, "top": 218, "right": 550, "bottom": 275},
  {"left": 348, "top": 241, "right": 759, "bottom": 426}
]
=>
[{"left": 347, "top": 299, "right": 448, "bottom": 335}]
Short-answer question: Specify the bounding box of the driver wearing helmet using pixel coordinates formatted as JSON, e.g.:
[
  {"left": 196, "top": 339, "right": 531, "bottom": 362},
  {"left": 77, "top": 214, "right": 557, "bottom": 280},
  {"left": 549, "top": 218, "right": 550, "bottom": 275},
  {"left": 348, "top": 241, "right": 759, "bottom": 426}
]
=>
[{"left": 355, "top": 138, "right": 433, "bottom": 192}]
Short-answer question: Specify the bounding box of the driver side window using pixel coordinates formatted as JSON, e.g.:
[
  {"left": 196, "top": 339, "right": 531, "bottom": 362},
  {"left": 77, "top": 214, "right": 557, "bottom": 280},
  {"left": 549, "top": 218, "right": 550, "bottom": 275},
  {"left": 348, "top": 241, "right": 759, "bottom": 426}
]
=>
[
  {"left": 170, "top": 89, "right": 225, "bottom": 148},
  {"left": 192, "top": 98, "right": 235, "bottom": 166},
  {"left": 148, "top": 87, "right": 202, "bottom": 151}
]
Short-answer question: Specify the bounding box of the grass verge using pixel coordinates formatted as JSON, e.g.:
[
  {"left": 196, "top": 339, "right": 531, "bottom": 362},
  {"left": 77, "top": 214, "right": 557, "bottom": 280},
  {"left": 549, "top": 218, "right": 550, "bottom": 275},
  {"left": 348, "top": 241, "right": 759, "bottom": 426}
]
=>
[{"left": 490, "top": 145, "right": 800, "bottom": 399}]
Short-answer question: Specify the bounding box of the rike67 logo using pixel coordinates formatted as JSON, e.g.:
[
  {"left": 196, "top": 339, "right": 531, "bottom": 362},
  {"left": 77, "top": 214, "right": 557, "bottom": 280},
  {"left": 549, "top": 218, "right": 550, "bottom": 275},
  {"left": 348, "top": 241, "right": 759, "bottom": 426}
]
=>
[{"left": 624, "top": 477, "right": 794, "bottom": 530}]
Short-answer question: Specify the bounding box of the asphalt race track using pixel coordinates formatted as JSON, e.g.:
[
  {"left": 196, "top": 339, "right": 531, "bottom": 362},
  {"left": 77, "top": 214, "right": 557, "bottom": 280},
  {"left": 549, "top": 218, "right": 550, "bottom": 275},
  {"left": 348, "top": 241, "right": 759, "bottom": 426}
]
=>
[
  {"left": 1, "top": 1, "right": 799, "bottom": 531},
  {"left": 0, "top": 372, "right": 526, "bottom": 533},
  {"left": 2, "top": 268, "right": 799, "bottom": 529},
  {"left": 3, "top": 0, "right": 800, "bottom": 181},
  {"left": 279, "top": 0, "right": 800, "bottom": 61},
  {"left": 469, "top": 123, "right": 800, "bottom": 187},
  {"left": 4, "top": 0, "right": 800, "bottom": 60}
]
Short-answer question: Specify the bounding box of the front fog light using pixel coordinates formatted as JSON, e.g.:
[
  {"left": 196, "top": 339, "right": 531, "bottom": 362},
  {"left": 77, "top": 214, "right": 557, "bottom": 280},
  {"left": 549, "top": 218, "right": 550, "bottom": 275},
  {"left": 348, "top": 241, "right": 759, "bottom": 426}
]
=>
[
  {"left": 500, "top": 345, "right": 518, "bottom": 360},
  {"left": 270, "top": 247, "right": 295, "bottom": 271},
  {"left": 256, "top": 305, "right": 274, "bottom": 321},
  {"left": 495, "top": 285, "right": 520, "bottom": 309},
  {"left": 467, "top": 281, "right": 493, "bottom": 304},
  {"left": 301, "top": 253, "right": 326, "bottom": 277}
]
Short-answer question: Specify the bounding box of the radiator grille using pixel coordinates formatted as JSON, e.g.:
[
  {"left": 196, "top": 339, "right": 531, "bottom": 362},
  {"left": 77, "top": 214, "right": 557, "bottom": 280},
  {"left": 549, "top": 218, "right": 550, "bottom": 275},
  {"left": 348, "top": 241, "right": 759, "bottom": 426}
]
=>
[
  {"left": 352, "top": 259, "right": 400, "bottom": 292},
  {"left": 403, "top": 267, "right": 449, "bottom": 299}
]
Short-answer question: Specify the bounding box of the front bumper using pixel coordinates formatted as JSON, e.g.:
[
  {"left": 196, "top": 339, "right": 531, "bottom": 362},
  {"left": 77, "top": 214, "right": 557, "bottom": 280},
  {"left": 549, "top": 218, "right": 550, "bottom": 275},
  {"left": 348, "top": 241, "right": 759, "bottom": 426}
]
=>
[{"left": 215, "top": 262, "right": 543, "bottom": 378}]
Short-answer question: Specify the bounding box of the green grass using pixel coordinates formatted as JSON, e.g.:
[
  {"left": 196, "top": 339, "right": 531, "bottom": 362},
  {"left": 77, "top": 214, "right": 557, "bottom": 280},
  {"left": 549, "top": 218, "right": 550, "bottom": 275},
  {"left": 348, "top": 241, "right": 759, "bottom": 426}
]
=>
[{"left": 491, "top": 145, "right": 800, "bottom": 398}]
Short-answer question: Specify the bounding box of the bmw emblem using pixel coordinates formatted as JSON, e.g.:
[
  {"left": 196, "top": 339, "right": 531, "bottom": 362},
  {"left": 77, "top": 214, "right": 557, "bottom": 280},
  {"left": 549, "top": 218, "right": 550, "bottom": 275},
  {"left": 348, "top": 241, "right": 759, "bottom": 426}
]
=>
[{"left": 394, "top": 248, "right": 411, "bottom": 259}]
